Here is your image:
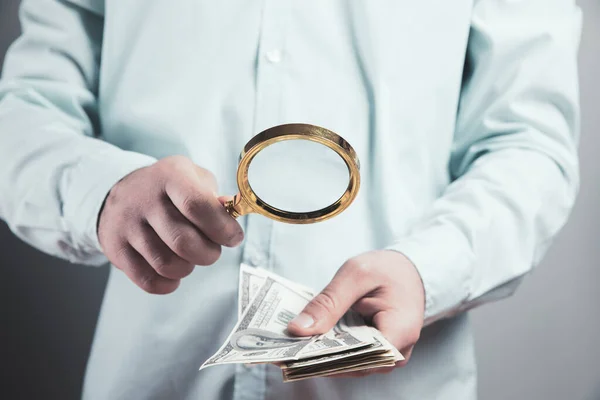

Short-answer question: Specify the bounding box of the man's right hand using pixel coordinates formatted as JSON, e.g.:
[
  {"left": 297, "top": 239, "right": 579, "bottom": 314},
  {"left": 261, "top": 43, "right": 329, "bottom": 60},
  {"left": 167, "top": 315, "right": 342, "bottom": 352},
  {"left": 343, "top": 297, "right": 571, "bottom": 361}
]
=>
[{"left": 97, "top": 156, "right": 244, "bottom": 294}]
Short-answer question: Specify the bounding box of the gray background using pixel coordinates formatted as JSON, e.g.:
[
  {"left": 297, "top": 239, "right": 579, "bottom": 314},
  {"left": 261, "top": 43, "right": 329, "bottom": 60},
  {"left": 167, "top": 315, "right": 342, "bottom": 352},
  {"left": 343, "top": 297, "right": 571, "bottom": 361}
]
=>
[{"left": 0, "top": 1, "right": 598, "bottom": 399}]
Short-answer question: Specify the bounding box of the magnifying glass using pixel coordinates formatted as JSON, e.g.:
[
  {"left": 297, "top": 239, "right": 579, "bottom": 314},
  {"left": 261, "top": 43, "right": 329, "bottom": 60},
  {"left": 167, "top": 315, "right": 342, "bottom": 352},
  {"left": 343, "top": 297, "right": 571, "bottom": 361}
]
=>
[{"left": 224, "top": 123, "right": 360, "bottom": 224}]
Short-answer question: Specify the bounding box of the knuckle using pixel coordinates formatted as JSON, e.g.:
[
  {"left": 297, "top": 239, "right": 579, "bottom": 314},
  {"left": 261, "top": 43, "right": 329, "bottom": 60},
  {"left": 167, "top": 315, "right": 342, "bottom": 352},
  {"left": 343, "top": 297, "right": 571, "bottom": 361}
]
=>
[
  {"left": 149, "top": 251, "right": 173, "bottom": 274},
  {"left": 196, "top": 166, "right": 216, "bottom": 181},
  {"left": 117, "top": 206, "right": 143, "bottom": 229},
  {"left": 179, "top": 196, "right": 198, "bottom": 216},
  {"left": 112, "top": 243, "right": 132, "bottom": 267},
  {"left": 178, "top": 262, "right": 195, "bottom": 278},
  {"left": 343, "top": 257, "right": 373, "bottom": 281},
  {"left": 180, "top": 194, "right": 209, "bottom": 217},
  {"left": 139, "top": 273, "right": 160, "bottom": 294},
  {"left": 346, "top": 257, "right": 370, "bottom": 274},
  {"left": 311, "top": 290, "right": 338, "bottom": 316},
  {"left": 162, "top": 155, "right": 191, "bottom": 169},
  {"left": 170, "top": 229, "right": 192, "bottom": 256},
  {"left": 196, "top": 245, "right": 222, "bottom": 266},
  {"left": 198, "top": 168, "right": 218, "bottom": 191}
]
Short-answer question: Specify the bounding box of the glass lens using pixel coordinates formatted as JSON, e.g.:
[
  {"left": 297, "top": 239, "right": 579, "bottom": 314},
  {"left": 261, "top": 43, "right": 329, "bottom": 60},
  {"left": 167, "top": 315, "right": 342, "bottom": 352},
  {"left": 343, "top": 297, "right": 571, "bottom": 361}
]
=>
[{"left": 247, "top": 139, "right": 350, "bottom": 213}]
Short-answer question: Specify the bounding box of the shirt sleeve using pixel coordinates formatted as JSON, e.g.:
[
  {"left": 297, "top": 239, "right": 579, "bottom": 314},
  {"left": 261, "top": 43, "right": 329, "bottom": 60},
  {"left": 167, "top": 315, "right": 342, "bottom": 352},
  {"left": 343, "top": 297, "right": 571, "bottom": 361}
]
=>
[
  {"left": 386, "top": 0, "right": 582, "bottom": 325},
  {"left": 0, "top": 0, "right": 157, "bottom": 266}
]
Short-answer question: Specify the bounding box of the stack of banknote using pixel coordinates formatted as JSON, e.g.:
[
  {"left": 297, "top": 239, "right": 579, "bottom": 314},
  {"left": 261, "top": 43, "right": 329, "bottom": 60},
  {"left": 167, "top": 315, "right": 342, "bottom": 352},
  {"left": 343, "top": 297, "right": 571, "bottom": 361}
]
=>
[{"left": 199, "top": 264, "right": 403, "bottom": 382}]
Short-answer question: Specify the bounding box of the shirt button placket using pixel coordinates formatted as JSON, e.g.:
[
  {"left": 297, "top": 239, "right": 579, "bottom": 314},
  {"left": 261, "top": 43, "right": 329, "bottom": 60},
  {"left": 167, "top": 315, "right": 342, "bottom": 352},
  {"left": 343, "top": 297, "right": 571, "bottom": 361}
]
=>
[{"left": 232, "top": 1, "right": 291, "bottom": 400}]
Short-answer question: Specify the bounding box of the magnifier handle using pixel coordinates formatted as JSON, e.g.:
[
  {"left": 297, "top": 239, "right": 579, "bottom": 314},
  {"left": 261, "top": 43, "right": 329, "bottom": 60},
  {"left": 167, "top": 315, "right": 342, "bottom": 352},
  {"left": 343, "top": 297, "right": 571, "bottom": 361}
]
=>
[
  {"left": 224, "top": 199, "right": 241, "bottom": 219},
  {"left": 224, "top": 193, "right": 252, "bottom": 219}
]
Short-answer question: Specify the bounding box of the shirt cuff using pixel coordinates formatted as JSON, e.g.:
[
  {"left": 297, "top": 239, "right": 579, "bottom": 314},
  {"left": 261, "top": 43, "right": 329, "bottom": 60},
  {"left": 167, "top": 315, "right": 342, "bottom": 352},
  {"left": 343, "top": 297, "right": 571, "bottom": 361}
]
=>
[
  {"left": 61, "top": 144, "right": 157, "bottom": 265},
  {"left": 385, "top": 223, "right": 475, "bottom": 325}
]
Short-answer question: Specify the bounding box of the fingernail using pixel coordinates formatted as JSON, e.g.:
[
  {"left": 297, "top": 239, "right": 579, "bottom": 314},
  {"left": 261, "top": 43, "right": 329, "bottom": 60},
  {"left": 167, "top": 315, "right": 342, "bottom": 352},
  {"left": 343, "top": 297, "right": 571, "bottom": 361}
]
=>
[{"left": 291, "top": 313, "right": 314, "bottom": 329}]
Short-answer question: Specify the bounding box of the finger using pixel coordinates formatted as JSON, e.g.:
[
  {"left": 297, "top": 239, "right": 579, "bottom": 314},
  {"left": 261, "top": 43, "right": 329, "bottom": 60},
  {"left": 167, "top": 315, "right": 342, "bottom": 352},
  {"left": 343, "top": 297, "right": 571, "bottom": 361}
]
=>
[
  {"left": 165, "top": 176, "right": 244, "bottom": 247},
  {"left": 217, "top": 195, "right": 233, "bottom": 206},
  {"left": 351, "top": 295, "right": 388, "bottom": 319},
  {"left": 395, "top": 345, "right": 415, "bottom": 368},
  {"left": 288, "top": 260, "right": 378, "bottom": 336},
  {"left": 372, "top": 309, "right": 421, "bottom": 354},
  {"left": 128, "top": 222, "right": 195, "bottom": 280},
  {"left": 147, "top": 199, "right": 222, "bottom": 266},
  {"left": 113, "top": 244, "right": 180, "bottom": 294},
  {"left": 192, "top": 163, "right": 219, "bottom": 192}
]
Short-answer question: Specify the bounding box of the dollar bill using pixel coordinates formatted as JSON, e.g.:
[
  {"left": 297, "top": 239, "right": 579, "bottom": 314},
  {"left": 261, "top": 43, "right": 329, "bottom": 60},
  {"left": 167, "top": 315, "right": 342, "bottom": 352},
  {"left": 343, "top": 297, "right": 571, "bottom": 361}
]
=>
[
  {"left": 283, "top": 357, "right": 397, "bottom": 382},
  {"left": 238, "top": 264, "right": 315, "bottom": 318},
  {"left": 201, "top": 276, "right": 317, "bottom": 369},
  {"left": 284, "top": 329, "right": 400, "bottom": 370},
  {"left": 282, "top": 327, "right": 403, "bottom": 382},
  {"left": 296, "top": 310, "right": 375, "bottom": 358}
]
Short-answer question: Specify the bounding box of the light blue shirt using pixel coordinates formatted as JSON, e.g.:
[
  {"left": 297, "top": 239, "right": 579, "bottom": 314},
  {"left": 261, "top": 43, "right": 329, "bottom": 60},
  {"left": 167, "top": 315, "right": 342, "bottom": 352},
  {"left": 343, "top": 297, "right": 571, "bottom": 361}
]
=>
[{"left": 0, "top": 0, "right": 581, "bottom": 399}]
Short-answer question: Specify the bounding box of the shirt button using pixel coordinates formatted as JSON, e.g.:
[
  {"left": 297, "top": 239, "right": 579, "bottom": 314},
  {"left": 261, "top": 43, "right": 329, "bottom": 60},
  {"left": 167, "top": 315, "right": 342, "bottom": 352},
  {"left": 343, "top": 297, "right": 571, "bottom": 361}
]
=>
[
  {"left": 251, "top": 254, "right": 263, "bottom": 266},
  {"left": 265, "top": 49, "right": 282, "bottom": 64}
]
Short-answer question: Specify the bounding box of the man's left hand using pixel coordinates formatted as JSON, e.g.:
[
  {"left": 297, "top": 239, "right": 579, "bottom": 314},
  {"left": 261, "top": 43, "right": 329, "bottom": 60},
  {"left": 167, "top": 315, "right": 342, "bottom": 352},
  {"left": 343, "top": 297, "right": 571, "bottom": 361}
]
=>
[{"left": 287, "top": 250, "right": 425, "bottom": 377}]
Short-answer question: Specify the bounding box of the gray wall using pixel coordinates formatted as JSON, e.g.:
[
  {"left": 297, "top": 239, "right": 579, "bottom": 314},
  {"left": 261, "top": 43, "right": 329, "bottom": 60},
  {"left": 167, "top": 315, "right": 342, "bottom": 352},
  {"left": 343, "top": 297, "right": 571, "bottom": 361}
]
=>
[
  {"left": 0, "top": 1, "right": 598, "bottom": 399},
  {"left": 0, "top": 2, "right": 109, "bottom": 399},
  {"left": 471, "top": 2, "right": 600, "bottom": 399}
]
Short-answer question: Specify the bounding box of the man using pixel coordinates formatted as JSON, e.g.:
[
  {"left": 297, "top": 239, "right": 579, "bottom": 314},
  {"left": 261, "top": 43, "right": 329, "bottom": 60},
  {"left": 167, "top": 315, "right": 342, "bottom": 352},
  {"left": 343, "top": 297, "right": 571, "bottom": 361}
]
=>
[{"left": 0, "top": 0, "right": 581, "bottom": 399}]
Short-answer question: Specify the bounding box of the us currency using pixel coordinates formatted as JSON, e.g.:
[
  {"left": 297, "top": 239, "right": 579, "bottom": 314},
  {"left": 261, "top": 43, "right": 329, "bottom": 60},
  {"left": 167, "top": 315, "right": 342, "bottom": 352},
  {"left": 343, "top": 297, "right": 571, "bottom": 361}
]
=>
[
  {"left": 282, "top": 328, "right": 403, "bottom": 382},
  {"left": 296, "top": 309, "right": 376, "bottom": 358},
  {"left": 284, "top": 334, "right": 390, "bottom": 370},
  {"left": 202, "top": 268, "right": 373, "bottom": 368},
  {"left": 238, "top": 266, "right": 377, "bottom": 359},
  {"left": 201, "top": 276, "right": 317, "bottom": 368},
  {"left": 200, "top": 265, "right": 403, "bottom": 381},
  {"left": 238, "top": 264, "right": 315, "bottom": 319}
]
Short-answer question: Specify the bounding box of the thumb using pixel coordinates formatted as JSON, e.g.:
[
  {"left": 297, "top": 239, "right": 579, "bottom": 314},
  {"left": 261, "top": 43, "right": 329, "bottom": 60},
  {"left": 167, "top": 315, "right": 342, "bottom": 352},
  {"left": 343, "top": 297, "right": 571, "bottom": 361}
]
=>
[
  {"left": 287, "top": 262, "right": 374, "bottom": 337},
  {"left": 217, "top": 195, "right": 234, "bottom": 206}
]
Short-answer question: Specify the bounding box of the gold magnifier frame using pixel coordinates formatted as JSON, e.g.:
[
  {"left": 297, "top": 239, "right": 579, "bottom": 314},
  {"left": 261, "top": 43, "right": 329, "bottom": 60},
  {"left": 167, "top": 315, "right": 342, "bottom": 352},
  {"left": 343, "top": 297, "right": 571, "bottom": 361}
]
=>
[{"left": 224, "top": 123, "right": 361, "bottom": 224}]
